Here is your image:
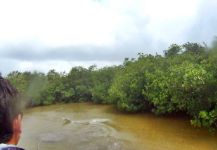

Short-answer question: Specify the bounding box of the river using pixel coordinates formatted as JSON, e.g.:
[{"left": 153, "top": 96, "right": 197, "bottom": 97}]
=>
[{"left": 19, "top": 103, "right": 217, "bottom": 150}]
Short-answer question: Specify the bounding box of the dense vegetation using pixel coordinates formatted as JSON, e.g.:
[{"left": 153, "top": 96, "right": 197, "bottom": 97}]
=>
[{"left": 5, "top": 39, "right": 217, "bottom": 131}]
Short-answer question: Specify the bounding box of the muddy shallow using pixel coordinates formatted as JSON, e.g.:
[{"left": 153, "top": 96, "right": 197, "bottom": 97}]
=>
[{"left": 19, "top": 103, "right": 217, "bottom": 150}]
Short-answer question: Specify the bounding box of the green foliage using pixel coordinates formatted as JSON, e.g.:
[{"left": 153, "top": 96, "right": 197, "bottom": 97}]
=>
[
  {"left": 182, "top": 42, "right": 206, "bottom": 55},
  {"left": 109, "top": 55, "right": 158, "bottom": 112},
  {"left": 191, "top": 109, "right": 217, "bottom": 132},
  {"left": 91, "top": 67, "right": 117, "bottom": 104},
  {"left": 164, "top": 44, "right": 182, "bottom": 57}
]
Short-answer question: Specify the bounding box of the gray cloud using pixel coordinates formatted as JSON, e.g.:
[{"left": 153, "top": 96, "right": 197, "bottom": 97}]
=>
[
  {"left": 186, "top": 1, "right": 217, "bottom": 43},
  {"left": 0, "top": 59, "right": 20, "bottom": 75},
  {"left": 1, "top": 43, "right": 154, "bottom": 62},
  {"left": 0, "top": 22, "right": 162, "bottom": 62}
]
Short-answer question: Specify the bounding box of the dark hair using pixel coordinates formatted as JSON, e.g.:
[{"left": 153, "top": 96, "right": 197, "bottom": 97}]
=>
[{"left": 0, "top": 76, "right": 22, "bottom": 143}]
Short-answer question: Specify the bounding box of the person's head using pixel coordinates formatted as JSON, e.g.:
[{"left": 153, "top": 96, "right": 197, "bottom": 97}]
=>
[{"left": 0, "top": 76, "right": 23, "bottom": 145}]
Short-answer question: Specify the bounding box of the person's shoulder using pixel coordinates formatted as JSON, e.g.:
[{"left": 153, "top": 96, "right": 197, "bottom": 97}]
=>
[
  {"left": 0, "top": 144, "right": 24, "bottom": 150},
  {"left": 1, "top": 147, "right": 24, "bottom": 150}
]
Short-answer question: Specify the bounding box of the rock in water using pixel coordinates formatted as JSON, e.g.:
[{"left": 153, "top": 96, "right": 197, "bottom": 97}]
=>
[{"left": 62, "top": 117, "right": 71, "bottom": 125}]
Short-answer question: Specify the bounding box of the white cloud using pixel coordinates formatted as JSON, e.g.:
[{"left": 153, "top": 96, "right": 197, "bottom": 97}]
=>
[
  {"left": 0, "top": 0, "right": 200, "bottom": 47},
  {"left": 0, "top": 0, "right": 123, "bottom": 47}
]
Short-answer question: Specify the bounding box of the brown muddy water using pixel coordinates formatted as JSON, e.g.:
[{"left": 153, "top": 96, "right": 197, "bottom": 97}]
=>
[{"left": 19, "top": 103, "right": 217, "bottom": 150}]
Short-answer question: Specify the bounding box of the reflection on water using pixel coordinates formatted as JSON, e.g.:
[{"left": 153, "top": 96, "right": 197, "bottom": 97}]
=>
[
  {"left": 37, "top": 122, "right": 131, "bottom": 150},
  {"left": 19, "top": 103, "right": 135, "bottom": 150},
  {"left": 19, "top": 103, "right": 217, "bottom": 150}
]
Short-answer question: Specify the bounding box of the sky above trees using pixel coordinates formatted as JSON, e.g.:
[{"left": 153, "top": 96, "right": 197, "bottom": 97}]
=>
[{"left": 0, "top": 0, "right": 217, "bottom": 75}]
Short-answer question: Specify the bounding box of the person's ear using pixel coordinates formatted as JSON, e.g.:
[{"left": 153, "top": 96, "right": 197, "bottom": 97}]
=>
[
  {"left": 11, "top": 114, "right": 22, "bottom": 145},
  {"left": 13, "top": 114, "right": 22, "bottom": 134}
]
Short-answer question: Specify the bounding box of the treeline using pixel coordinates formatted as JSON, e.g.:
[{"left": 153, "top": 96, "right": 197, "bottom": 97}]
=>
[{"left": 6, "top": 39, "right": 217, "bottom": 131}]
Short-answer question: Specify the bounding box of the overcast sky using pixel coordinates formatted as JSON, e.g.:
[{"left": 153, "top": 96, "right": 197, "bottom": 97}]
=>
[{"left": 0, "top": 0, "right": 217, "bottom": 75}]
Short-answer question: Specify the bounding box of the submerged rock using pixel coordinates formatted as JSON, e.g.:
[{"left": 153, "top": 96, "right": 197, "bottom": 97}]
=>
[{"left": 62, "top": 117, "right": 71, "bottom": 125}]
